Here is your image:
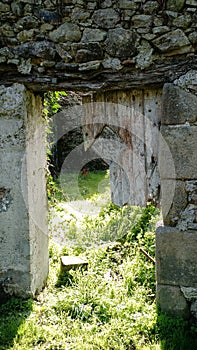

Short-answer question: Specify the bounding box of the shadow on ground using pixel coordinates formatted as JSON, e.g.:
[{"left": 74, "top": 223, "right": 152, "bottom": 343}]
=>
[
  {"left": 156, "top": 310, "right": 197, "bottom": 350},
  {"left": 0, "top": 297, "right": 33, "bottom": 350}
]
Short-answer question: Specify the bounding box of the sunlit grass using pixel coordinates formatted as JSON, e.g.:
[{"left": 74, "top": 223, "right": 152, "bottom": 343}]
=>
[
  {"left": 1, "top": 171, "right": 197, "bottom": 349},
  {"left": 57, "top": 169, "right": 111, "bottom": 203}
]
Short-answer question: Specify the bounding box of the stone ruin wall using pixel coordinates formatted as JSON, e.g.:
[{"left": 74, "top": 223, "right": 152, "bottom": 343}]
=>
[
  {"left": 0, "top": 0, "right": 197, "bottom": 319},
  {"left": 0, "top": 0, "right": 196, "bottom": 90},
  {"left": 157, "top": 72, "right": 197, "bottom": 320}
]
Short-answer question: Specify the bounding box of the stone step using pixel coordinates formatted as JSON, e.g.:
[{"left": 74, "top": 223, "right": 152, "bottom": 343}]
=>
[{"left": 60, "top": 256, "right": 88, "bottom": 271}]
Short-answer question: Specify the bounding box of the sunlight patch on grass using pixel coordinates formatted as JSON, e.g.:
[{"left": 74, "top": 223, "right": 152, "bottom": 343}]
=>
[{"left": 59, "top": 169, "right": 111, "bottom": 203}]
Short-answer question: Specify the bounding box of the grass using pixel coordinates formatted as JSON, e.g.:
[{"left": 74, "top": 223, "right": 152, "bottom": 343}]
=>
[
  {"left": 1, "top": 170, "right": 197, "bottom": 349},
  {"left": 48, "top": 169, "right": 111, "bottom": 203}
]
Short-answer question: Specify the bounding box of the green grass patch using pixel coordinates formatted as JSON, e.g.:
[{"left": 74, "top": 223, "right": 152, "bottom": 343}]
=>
[
  {"left": 48, "top": 169, "right": 110, "bottom": 203},
  {"left": 1, "top": 171, "right": 197, "bottom": 349}
]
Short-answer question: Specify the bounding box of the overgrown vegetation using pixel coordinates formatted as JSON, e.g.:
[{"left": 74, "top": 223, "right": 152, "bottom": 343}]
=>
[{"left": 1, "top": 172, "right": 197, "bottom": 349}]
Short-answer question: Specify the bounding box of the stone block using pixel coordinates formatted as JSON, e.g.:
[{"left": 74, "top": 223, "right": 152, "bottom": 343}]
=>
[
  {"left": 157, "top": 284, "right": 190, "bottom": 319},
  {"left": 0, "top": 84, "right": 26, "bottom": 119},
  {"left": 0, "top": 84, "right": 48, "bottom": 299},
  {"left": 152, "top": 29, "right": 191, "bottom": 53},
  {"left": 119, "top": 0, "right": 135, "bottom": 9},
  {"left": 92, "top": 9, "right": 119, "bottom": 29},
  {"left": 0, "top": 118, "right": 25, "bottom": 151},
  {"left": 162, "top": 84, "right": 197, "bottom": 125},
  {"left": 167, "top": 0, "right": 185, "bottom": 11},
  {"left": 181, "top": 286, "right": 197, "bottom": 302},
  {"left": 161, "top": 180, "right": 187, "bottom": 225},
  {"left": 132, "top": 15, "right": 152, "bottom": 28},
  {"left": 191, "top": 300, "right": 197, "bottom": 320},
  {"left": 75, "top": 42, "right": 104, "bottom": 63},
  {"left": 143, "top": 1, "right": 160, "bottom": 14},
  {"left": 61, "top": 256, "right": 88, "bottom": 271},
  {"left": 105, "top": 28, "right": 137, "bottom": 59},
  {"left": 156, "top": 226, "right": 197, "bottom": 287},
  {"left": 186, "top": 180, "right": 197, "bottom": 205},
  {"left": 159, "top": 125, "right": 197, "bottom": 180},
  {"left": 49, "top": 22, "right": 81, "bottom": 43},
  {"left": 82, "top": 28, "right": 107, "bottom": 42},
  {"left": 174, "top": 70, "right": 197, "bottom": 93}
]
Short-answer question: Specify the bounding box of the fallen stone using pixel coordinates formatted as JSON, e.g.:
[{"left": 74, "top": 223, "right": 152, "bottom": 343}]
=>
[{"left": 61, "top": 256, "right": 88, "bottom": 271}]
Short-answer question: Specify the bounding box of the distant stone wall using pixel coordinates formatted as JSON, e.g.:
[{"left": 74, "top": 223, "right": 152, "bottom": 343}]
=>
[
  {"left": 82, "top": 88, "right": 162, "bottom": 207},
  {"left": 0, "top": 0, "right": 196, "bottom": 91}
]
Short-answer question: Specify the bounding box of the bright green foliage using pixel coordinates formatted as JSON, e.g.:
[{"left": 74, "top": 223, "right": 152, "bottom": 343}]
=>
[
  {"left": 47, "top": 170, "right": 110, "bottom": 205},
  {"left": 44, "top": 91, "right": 67, "bottom": 117},
  {"left": 58, "top": 170, "right": 111, "bottom": 202}
]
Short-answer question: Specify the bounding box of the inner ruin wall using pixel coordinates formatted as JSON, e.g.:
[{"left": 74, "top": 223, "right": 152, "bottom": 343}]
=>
[{"left": 0, "top": 0, "right": 197, "bottom": 319}]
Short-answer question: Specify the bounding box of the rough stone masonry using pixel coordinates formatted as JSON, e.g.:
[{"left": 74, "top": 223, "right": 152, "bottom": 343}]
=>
[{"left": 0, "top": 0, "right": 197, "bottom": 319}]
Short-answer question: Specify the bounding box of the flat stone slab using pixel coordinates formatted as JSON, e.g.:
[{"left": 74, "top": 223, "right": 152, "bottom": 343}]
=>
[
  {"left": 61, "top": 256, "right": 88, "bottom": 271},
  {"left": 156, "top": 226, "right": 197, "bottom": 287}
]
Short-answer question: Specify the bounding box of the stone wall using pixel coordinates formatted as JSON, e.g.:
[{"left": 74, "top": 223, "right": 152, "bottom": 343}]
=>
[
  {"left": 0, "top": 0, "right": 196, "bottom": 91},
  {"left": 156, "top": 70, "right": 197, "bottom": 319},
  {"left": 0, "top": 84, "right": 48, "bottom": 300}
]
